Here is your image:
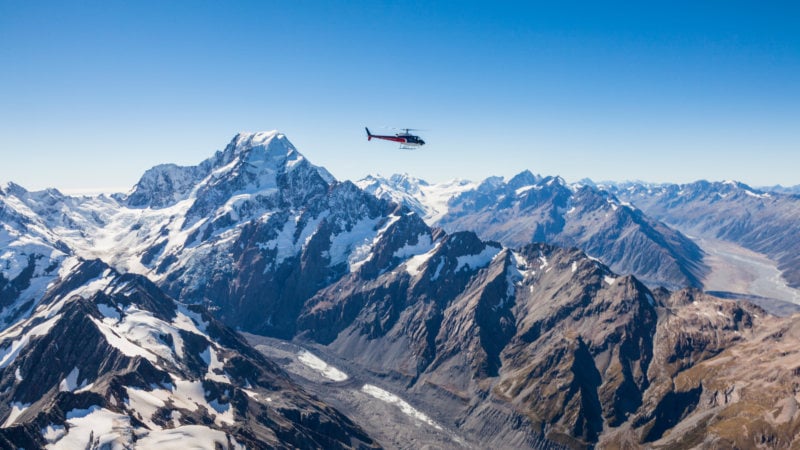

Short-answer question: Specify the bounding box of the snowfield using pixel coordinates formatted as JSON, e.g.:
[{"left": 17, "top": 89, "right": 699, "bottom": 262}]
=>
[
  {"left": 361, "top": 384, "right": 442, "bottom": 430},
  {"left": 44, "top": 405, "right": 245, "bottom": 450},
  {"left": 355, "top": 175, "right": 477, "bottom": 224},
  {"left": 298, "top": 350, "right": 349, "bottom": 381}
]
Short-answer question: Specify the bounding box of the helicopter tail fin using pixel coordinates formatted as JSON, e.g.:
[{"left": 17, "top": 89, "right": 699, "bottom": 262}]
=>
[{"left": 365, "top": 127, "right": 372, "bottom": 141}]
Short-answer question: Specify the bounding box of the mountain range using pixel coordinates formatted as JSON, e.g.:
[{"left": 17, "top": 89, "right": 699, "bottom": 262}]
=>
[
  {"left": 607, "top": 180, "right": 800, "bottom": 290},
  {"left": 2, "top": 131, "right": 800, "bottom": 448},
  {"left": 356, "top": 173, "right": 708, "bottom": 291}
]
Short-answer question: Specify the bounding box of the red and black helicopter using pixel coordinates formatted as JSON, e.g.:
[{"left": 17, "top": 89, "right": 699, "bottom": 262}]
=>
[{"left": 365, "top": 127, "right": 425, "bottom": 150}]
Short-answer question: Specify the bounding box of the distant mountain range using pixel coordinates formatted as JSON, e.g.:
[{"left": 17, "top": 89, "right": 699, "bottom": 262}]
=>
[
  {"left": 759, "top": 184, "right": 800, "bottom": 195},
  {"left": 357, "top": 172, "right": 707, "bottom": 290},
  {"left": 608, "top": 180, "right": 800, "bottom": 289},
  {"left": 2, "top": 131, "right": 800, "bottom": 448}
]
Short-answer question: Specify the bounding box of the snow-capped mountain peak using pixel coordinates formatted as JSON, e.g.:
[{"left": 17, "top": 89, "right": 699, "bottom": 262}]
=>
[
  {"left": 224, "top": 131, "right": 301, "bottom": 171},
  {"left": 124, "top": 131, "right": 334, "bottom": 211},
  {"left": 231, "top": 130, "right": 283, "bottom": 148},
  {"left": 506, "top": 170, "right": 541, "bottom": 190},
  {"left": 228, "top": 131, "right": 335, "bottom": 183}
]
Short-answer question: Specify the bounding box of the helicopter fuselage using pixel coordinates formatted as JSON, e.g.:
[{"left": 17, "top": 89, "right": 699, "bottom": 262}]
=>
[{"left": 365, "top": 128, "right": 425, "bottom": 147}]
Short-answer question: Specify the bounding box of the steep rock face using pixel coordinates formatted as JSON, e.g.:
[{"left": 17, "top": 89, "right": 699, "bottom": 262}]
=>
[
  {"left": 299, "top": 239, "right": 659, "bottom": 448},
  {"left": 557, "top": 186, "right": 707, "bottom": 290},
  {"left": 296, "top": 233, "right": 800, "bottom": 448},
  {"left": 611, "top": 180, "right": 800, "bottom": 288},
  {"left": 496, "top": 246, "right": 657, "bottom": 434},
  {"left": 631, "top": 290, "right": 759, "bottom": 442},
  {"left": 359, "top": 173, "right": 707, "bottom": 290},
  {"left": 598, "top": 289, "right": 800, "bottom": 448},
  {"left": 299, "top": 231, "right": 502, "bottom": 377},
  {"left": 0, "top": 258, "right": 377, "bottom": 449}
]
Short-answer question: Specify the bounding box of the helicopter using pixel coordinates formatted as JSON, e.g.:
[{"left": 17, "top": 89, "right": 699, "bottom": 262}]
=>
[{"left": 365, "top": 127, "right": 425, "bottom": 150}]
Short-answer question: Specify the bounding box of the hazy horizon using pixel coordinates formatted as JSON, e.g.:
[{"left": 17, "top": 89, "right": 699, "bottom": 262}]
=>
[{"left": 4, "top": 128, "right": 796, "bottom": 198}]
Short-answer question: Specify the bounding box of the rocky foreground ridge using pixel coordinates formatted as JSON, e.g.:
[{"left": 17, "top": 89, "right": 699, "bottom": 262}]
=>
[{"left": 0, "top": 258, "right": 376, "bottom": 449}]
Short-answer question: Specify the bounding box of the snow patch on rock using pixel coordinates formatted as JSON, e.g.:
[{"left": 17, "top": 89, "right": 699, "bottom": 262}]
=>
[
  {"left": 456, "top": 244, "right": 501, "bottom": 272},
  {"left": 59, "top": 367, "right": 81, "bottom": 392},
  {"left": 405, "top": 242, "right": 442, "bottom": 276},
  {"left": 2, "top": 401, "right": 31, "bottom": 427}
]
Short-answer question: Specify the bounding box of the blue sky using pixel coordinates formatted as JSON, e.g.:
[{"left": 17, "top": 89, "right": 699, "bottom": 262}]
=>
[{"left": 1, "top": 1, "right": 798, "bottom": 192}]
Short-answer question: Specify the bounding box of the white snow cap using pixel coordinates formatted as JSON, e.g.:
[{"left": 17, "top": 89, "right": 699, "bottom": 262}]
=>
[
  {"left": 232, "top": 130, "right": 284, "bottom": 150},
  {"left": 229, "top": 131, "right": 334, "bottom": 183},
  {"left": 228, "top": 131, "right": 298, "bottom": 164}
]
